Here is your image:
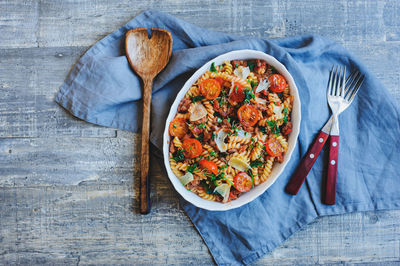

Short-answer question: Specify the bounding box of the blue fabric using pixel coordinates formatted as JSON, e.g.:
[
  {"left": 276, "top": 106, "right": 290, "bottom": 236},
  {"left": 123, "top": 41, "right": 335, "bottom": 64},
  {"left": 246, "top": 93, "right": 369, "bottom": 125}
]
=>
[{"left": 56, "top": 10, "right": 400, "bottom": 265}]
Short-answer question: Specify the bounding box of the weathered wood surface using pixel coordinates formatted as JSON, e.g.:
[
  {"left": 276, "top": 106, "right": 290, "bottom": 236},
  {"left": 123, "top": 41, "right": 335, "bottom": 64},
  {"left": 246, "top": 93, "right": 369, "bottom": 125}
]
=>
[{"left": 0, "top": 0, "right": 399, "bottom": 265}]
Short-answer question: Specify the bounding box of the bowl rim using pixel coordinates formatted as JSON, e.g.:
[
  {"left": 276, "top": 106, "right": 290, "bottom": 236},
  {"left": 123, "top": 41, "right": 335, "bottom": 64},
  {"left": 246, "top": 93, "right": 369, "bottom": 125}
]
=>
[{"left": 162, "top": 49, "right": 301, "bottom": 211}]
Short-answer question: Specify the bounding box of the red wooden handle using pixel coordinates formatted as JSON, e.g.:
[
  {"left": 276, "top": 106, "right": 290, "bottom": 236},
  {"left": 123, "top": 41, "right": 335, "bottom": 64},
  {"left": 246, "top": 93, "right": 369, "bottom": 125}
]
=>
[
  {"left": 323, "top": 135, "right": 339, "bottom": 205},
  {"left": 285, "top": 131, "right": 329, "bottom": 195}
]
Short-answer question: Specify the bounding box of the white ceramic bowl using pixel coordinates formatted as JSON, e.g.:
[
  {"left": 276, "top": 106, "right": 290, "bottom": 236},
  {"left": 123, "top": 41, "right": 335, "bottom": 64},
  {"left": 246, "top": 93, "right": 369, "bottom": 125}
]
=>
[{"left": 163, "top": 50, "right": 301, "bottom": 211}]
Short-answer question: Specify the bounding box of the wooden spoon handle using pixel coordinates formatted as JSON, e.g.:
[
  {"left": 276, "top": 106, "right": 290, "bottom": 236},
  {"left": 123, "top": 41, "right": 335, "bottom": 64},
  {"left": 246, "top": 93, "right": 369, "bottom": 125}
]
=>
[{"left": 139, "top": 78, "right": 153, "bottom": 214}]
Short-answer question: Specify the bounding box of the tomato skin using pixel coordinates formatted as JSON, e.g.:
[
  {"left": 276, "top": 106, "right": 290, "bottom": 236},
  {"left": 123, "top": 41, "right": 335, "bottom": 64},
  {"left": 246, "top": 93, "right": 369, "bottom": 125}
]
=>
[
  {"left": 237, "top": 105, "right": 259, "bottom": 127},
  {"left": 199, "top": 159, "right": 218, "bottom": 175},
  {"left": 228, "top": 83, "right": 245, "bottom": 105},
  {"left": 234, "top": 172, "right": 253, "bottom": 192},
  {"left": 268, "top": 74, "right": 287, "bottom": 93},
  {"left": 265, "top": 137, "right": 283, "bottom": 157},
  {"left": 182, "top": 138, "right": 203, "bottom": 159},
  {"left": 215, "top": 77, "right": 225, "bottom": 86},
  {"left": 169, "top": 118, "right": 188, "bottom": 139},
  {"left": 200, "top": 78, "right": 221, "bottom": 100},
  {"left": 213, "top": 100, "right": 219, "bottom": 109}
]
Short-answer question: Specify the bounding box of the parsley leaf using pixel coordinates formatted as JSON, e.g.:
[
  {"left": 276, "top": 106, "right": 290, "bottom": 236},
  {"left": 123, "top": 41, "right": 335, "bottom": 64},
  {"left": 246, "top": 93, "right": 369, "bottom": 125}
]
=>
[
  {"left": 250, "top": 160, "right": 264, "bottom": 168},
  {"left": 244, "top": 88, "right": 255, "bottom": 103},
  {"left": 248, "top": 61, "right": 255, "bottom": 71},
  {"left": 187, "top": 162, "right": 198, "bottom": 173},
  {"left": 172, "top": 150, "right": 184, "bottom": 162},
  {"left": 267, "top": 120, "right": 280, "bottom": 135},
  {"left": 190, "top": 95, "right": 204, "bottom": 102},
  {"left": 210, "top": 62, "right": 217, "bottom": 73},
  {"left": 197, "top": 123, "right": 206, "bottom": 129},
  {"left": 283, "top": 108, "right": 288, "bottom": 124}
]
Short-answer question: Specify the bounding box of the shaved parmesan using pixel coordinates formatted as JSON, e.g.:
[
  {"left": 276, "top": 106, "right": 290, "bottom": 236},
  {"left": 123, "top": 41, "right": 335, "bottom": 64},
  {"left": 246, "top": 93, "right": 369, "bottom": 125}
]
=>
[
  {"left": 255, "top": 79, "right": 270, "bottom": 93},
  {"left": 179, "top": 172, "right": 194, "bottom": 186},
  {"left": 229, "top": 157, "right": 250, "bottom": 172},
  {"left": 215, "top": 130, "right": 228, "bottom": 152},
  {"left": 233, "top": 66, "right": 250, "bottom": 80},
  {"left": 189, "top": 103, "right": 207, "bottom": 121},
  {"left": 214, "top": 184, "right": 231, "bottom": 203},
  {"left": 272, "top": 104, "right": 283, "bottom": 116}
]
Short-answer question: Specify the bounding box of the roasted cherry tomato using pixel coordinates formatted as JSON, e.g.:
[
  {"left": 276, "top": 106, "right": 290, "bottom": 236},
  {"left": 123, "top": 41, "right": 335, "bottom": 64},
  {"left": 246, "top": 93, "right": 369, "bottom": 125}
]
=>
[
  {"left": 169, "top": 118, "right": 188, "bottom": 139},
  {"left": 182, "top": 138, "right": 203, "bottom": 159},
  {"left": 265, "top": 137, "right": 283, "bottom": 157},
  {"left": 200, "top": 78, "right": 221, "bottom": 100},
  {"left": 234, "top": 172, "right": 253, "bottom": 192},
  {"left": 199, "top": 159, "right": 218, "bottom": 175},
  {"left": 237, "top": 104, "right": 259, "bottom": 127},
  {"left": 268, "top": 74, "right": 287, "bottom": 93},
  {"left": 215, "top": 77, "right": 225, "bottom": 86},
  {"left": 228, "top": 83, "right": 245, "bottom": 105}
]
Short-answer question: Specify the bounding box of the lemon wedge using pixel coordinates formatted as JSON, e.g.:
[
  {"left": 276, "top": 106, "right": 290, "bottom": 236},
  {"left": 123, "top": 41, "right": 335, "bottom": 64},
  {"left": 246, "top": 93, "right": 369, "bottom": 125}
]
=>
[
  {"left": 228, "top": 157, "right": 250, "bottom": 172},
  {"left": 214, "top": 183, "right": 231, "bottom": 203},
  {"left": 178, "top": 172, "right": 194, "bottom": 186}
]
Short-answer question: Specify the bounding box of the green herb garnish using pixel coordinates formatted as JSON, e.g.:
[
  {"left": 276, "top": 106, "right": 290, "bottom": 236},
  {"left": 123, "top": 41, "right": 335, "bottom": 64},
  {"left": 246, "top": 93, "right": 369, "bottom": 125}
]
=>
[
  {"left": 173, "top": 150, "right": 184, "bottom": 162},
  {"left": 210, "top": 62, "right": 217, "bottom": 73},
  {"left": 244, "top": 88, "right": 255, "bottom": 104},
  {"left": 250, "top": 159, "right": 264, "bottom": 168},
  {"left": 198, "top": 123, "right": 206, "bottom": 129},
  {"left": 190, "top": 95, "right": 205, "bottom": 102},
  {"left": 267, "top": 120, "right": 280, "bottom": 135},
  {"left": 248, "top": 61, "right": 255, "bottom": 71},
  {"left": 283, "top": 108, "right": 288, "bottom": 124}
]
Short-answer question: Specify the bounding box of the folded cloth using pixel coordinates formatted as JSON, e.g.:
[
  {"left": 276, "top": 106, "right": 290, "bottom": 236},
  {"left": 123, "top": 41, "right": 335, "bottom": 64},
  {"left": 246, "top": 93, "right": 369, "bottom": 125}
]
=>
[{"left": 56, "top": 10, "right": 400, "bottom": 265}]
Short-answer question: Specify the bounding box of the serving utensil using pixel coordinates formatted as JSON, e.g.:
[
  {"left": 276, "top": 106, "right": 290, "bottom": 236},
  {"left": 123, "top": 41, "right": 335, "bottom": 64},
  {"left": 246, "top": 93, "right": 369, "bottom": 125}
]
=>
[
  {"left": 285, "top": 66, "right": 364, "bottom": 204},
  {"left": 125, "top": 28, "right": 172, "bottom": 214}
]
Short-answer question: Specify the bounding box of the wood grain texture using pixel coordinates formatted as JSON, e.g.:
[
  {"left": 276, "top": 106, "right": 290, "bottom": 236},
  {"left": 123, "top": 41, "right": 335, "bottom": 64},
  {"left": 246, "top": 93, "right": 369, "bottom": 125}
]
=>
[{"left": 0, "top": 0, "right": 399, "bottom": 265}]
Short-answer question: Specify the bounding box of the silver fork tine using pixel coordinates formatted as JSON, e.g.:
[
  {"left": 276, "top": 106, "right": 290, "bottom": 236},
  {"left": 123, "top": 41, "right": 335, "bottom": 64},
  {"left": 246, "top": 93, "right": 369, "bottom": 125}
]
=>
[
  {"left": 340, "top": 66, "right": 346, "bottom": 97},
  {"left": 345, "top": 71, "right": 363, "bottom": 100},
  {"left": 327, "top": 66, "right": 334, "bottom": 96},
  {"left": 347, "top": 75, "right": 364, "bottom": 102},
  {"left": 344, "top": 70, "right": 360, "bottom": 97},
  {"left": 331, "top": 66, "right": 338, "bottom": 96}
]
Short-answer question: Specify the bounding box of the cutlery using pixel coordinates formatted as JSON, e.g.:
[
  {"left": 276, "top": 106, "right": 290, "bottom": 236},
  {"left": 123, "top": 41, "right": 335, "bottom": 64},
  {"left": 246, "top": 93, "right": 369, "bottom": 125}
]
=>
[
  {"left": 285, "top": 66, "right": 364, "bottom": 204},
  {"left": 125, "top": 28, "right": 173, "bottom": 214}
]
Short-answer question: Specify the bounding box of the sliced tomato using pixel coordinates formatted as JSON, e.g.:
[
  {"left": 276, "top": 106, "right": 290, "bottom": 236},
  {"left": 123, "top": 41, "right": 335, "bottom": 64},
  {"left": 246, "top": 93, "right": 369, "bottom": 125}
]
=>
[
  {"left": 182, "top": 138, "right": 203, "bottom": 159},
  {"left": 233, "top": 172, "right": 253, "bottom": 192},
  {"left": 265, "top": 137, "right": 283, "bottom": 157},
  {"left": 213, "top": 100, "right": 219, "bottom": 109},
  {"left": 237, "top": 105, "right": 259, "bottom": 127},
  {"left": 268, "top": 74, "right": 287, "bottom": 93},
  {"left": 200, "top": 78, "right": 221, "bottom": 100},
  {"left": 228, "top": 83, "right": 245, "bottom": 105},
  {"left": 169, "top": 118, "right": 188, "bottom": 139},
  {"left": 215, "top": 77, "right": 225, "bottom": 86},
  {"left": 199, "top": 159, "right": 218, "bottom": 175}
]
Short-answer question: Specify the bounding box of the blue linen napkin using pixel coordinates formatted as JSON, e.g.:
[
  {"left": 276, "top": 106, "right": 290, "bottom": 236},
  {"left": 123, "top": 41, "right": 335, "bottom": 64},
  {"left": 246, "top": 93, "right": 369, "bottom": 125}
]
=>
[{"left": 56, "top": 10, "right": 400, "bottom": 265}]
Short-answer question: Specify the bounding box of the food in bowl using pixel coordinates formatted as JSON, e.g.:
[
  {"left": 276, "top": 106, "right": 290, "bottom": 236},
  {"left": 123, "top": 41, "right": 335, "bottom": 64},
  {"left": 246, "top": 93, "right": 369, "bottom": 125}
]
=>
[{"left": 168, "top": 59, "right": 294, "bottom": 203}]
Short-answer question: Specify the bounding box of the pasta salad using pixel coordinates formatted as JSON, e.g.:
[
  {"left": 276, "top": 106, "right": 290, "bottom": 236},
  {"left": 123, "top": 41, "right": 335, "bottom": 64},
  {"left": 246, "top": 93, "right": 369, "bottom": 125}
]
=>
[{"left": 168, "top": 59, "right": 294, "bottom": 203}]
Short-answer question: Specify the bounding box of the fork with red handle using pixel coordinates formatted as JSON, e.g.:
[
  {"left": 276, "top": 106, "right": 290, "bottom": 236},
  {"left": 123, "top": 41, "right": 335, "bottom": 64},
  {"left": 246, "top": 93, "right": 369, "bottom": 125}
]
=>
[{"left": 285, "top": 66, "right": 364, "bottom": 205}]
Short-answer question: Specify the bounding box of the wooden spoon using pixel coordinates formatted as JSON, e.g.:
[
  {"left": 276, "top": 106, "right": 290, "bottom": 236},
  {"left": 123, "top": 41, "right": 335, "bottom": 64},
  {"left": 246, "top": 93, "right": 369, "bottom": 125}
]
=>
[{"left": 125, "top": 28, "right": 172, "bottom": 214}]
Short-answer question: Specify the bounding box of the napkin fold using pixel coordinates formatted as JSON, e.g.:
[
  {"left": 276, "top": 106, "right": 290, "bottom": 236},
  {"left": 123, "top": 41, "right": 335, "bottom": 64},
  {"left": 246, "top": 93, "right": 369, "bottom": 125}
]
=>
[{"left": 56, "top": 10, "right": 400, "bottom": 265}]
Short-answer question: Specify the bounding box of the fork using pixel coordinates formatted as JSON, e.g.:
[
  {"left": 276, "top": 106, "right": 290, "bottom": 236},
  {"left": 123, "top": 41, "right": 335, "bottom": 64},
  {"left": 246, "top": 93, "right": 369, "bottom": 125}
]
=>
[
  {"left": 324, "top": 66, "right": 364, "bottom": 204},
  {"left": 285, "top": 66, "right": 364, "bottom": 204}
]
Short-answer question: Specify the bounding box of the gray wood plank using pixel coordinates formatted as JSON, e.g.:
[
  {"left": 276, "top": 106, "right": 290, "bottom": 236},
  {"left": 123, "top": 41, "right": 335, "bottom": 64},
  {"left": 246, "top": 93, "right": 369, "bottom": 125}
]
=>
[
  {"left": 0, "top": 46, "right": 117, "bottom": 138},
  {"left": 1, "top": 0, "right": 399, "bottom": 49},
  {"left": 0, "top": 0, "right": 38, "bottom": 48},
  {"left": 0, "top": 131, "right": 138, "bottom": 186}
]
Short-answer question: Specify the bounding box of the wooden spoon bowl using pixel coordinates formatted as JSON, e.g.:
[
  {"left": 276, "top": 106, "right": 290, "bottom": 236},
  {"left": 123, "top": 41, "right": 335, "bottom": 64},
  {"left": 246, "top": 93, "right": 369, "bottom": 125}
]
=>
[{"left": 125, "top": 28, "right": 172, "bottom": 214}]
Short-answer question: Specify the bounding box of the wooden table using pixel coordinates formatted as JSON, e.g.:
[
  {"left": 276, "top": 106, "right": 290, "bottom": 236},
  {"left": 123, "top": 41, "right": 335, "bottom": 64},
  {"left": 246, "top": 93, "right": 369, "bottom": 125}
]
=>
[{"left": 1, "top": 1, "right": 399, "bottom": 264}]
